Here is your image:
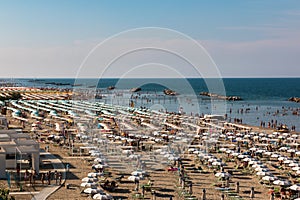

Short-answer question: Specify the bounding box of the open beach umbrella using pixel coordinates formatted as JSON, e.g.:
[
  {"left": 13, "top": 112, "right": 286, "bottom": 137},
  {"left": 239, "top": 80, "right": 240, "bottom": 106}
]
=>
[
  {"left": 94, "top": 158, "right": 103, "bottom": 163},
  {"left": 93, "top": 193, "right": 113, "bottom": 200},
  {"left": 290, "top": 184, "right": 300, "bottom": 191},
  {"left": 91, "top": 152, "right": 102, "bottom": 157},
  {"left": 288, "top": 149, "right": 296, "bottom": 153},
  {"left": 273, "top": 180, "right": 291, "bottom": 186},
  {"left": 271, "top": 154, "right": 280, "bottom": 158},
  {"left": 83, "top": 188, "right": 103, "bottom": 194},
  {"left": 289, "top": 162, "right": 298, "bottom": 167},
  {"left": 80, "top": 182, "right": 98, "bottom": 187},
  {"left": 128, "top": 175, "right": 140, "bottom": 182},
  {"left": 212, "top": 161, "right": 225, "bottom": 166},
  {"left": 278, "top": 157, "right": 287, "bottom": 161},
  {"left": 262, "top": 176, "right": 277, "bottom": 181},
  {"left": 94, "top": 163, "right": 108, "bottom": 169},
  {"left": 88, "top": 172, "right": 103, "bottom": 178},
  {"left": 256, "top": 171, "right": 269, "bottom": 176},
  {"left": 255, "top": 167, "right": 269, "bottom": 172},
  {"left": 279, "top": 147, "right": 288, "bottom": 151},
  {"left": 82, "top": 177, "right": 98, "bottom": 182},
  {"left": 243, "top": 157, "right": 251, "bottom": 162},
  {"left": 215, "top": 172, "right": 231, "bottom": 178},
  {"left": 283, "top": 160, "right": 292, "bottom": 164},
  {"left": 292, "top": 166, "right": 300, "bottom": 171}
]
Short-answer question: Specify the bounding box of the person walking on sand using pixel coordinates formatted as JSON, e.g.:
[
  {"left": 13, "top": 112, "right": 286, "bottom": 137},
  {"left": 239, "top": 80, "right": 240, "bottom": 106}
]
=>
[
  {"left": 47, "top": 171, "right": 51, "bottom": 185},
  {"left": 58, "top": 172, "right": 62, "bottom": 185},
  {"left": 41, "top": 173, "right": 45, "bottom": 185},
  {"left": 54, "top": 170, "right": 58, "bottom": 185}
]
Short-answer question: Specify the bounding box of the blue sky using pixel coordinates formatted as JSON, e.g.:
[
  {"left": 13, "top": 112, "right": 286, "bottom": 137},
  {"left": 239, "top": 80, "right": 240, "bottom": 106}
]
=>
[{"left": 0, "top": 0, "right": 300, "bottom": 78}]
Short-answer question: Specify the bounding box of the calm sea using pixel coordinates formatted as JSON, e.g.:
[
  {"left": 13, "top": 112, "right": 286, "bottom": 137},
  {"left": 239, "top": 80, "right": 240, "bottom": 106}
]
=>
[{"left": 7, "top": 78, "right": 300, "bottom": 130}]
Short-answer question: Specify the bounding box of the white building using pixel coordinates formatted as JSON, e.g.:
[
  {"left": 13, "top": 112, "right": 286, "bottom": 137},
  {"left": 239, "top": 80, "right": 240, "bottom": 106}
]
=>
[{"left": 0, "top": 130, "right": 39, "bottom": 179}]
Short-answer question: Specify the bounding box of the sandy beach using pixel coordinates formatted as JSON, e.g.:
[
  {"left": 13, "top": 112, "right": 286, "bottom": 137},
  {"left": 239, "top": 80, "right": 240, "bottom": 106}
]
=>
[{"left": 0, "top": 88, "right": 299, "bottom": 200}]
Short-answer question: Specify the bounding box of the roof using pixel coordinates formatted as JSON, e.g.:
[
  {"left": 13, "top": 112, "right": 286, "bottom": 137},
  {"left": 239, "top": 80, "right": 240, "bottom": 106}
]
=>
[{"left": 0, "top": 146, "right": 39, "bottom": 154}]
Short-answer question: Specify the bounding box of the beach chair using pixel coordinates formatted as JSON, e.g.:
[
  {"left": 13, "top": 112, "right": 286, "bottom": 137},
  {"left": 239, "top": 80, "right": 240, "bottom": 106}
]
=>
[{"left": 114, "top": 175, "right": 124, "bottom": 182}]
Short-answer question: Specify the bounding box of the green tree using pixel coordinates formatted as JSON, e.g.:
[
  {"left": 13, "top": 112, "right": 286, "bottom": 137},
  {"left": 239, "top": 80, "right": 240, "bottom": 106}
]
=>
[{"left": 0, "top": 188, "right": 15, "bottom": 200}]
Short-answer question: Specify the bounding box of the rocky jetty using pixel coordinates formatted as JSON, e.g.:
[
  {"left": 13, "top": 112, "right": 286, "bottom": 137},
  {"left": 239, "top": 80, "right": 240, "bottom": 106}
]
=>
[
  {"left": 130, "top": 87, "right": 141, "bottom": 92},
  {"left": 288, "top": 97, "right": 300, "bottom": 103},
  {"left": 200, "top": 92, "right": 242, "bottom": 101},
  {"left": 107, "top": 86, "right": 115, "bottom": 90},
  {"left": 164, "top": 89, "right": 178, "bottom": 96}
]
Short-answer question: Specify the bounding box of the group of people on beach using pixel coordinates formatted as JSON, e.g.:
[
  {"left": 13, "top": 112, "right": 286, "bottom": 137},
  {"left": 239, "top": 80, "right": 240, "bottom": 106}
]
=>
[{"left": 40, "top": 170, "right": 62, "bottom": 185}]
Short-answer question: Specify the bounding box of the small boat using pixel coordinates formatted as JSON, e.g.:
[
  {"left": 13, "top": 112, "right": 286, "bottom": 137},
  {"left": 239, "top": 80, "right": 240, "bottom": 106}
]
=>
[{"left": 130, "top": 87, "right": 141, "bottom": 92}]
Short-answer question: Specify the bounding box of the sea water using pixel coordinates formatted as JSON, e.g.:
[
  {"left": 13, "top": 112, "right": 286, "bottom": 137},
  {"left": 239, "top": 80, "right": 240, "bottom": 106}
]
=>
[{"left": 8, "top": 78, "right": 300, "bottom": 130}]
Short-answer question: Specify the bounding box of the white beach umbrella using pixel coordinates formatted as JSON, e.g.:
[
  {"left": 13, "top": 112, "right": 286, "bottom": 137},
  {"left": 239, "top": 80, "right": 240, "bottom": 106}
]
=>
[
  {"left": 237, "top": 154, "right": 247, "bottom": 159},
  {"left": 271, "top": 154, "right": 280, "bottom": 158},
  {"left": 83, "top": 188, "right": 103, "bottom": 194},
  {"left": 290, "top": 184, "right": 300, "bottom": 191},
  {"left": 256, "top": 171, "right": 269, "bottom": 176},
  {"left": 255, "top": 167, "right": 269, "bottom": 172},
  {"left": 288, "top": 149, "right": 296, "bottom": 153},
  {"left": 231, "top": 153, "right": 239, "bottom": 157},
  {"left": 80, "top": 182, "right": 98, "bottom": 187},
  {"left": 279, "top": 147, "right": 288, "bottom": 151},
  {"left": 215, "top": 172, "right": 231, "bottom": 178},
  {"left": 91, "top": 152, "right": 102, "bottom": 157},
  {"left": 289, "top": 162, "right": 298, "bottom": 167},
  {"left": 81, "top": 177, "right": 98, "bottom": 182},
  {"left": 262, "top": 176, "right": 277, "bottom": 181},
  {"left": 94, "top": 164, "right": 105, "bottom": 169},
  {"left": 273, "top": 180, "right": 291, "bottom": 186},
  {"left": 93, "top": 193, "right": 113, "bottom": 200},
  {"left": 94, "top": 158, "right": 104, "bottom": 163},
  {"left": 249, "top": 147, "right": 257, "bottom": 151},
  {"left": 283, "top": 160, "right": 292, "bottom": 164},
  {"left": 292, "top": 166, "right": 300, "bottom": 171},
  {"left": 278, "top": 157, "right": 287, "bottom": 161},
  {"left": 128, "top": 175, "right": 140, "bottom": 182},
  {"left": 243, "top": 157, "right": 251, "bottom": 162},
  {"left": 87, "top": 172, "right": 103, "bottom": 178},
  {"left": 249, "top": 160, "right": 259, "bottom": 165},
  {"left": 257, "top": 149, "right": 266, "bottom": 153},
  {"left": 212, "top": 161, "right": 224, "bottom": 166}
]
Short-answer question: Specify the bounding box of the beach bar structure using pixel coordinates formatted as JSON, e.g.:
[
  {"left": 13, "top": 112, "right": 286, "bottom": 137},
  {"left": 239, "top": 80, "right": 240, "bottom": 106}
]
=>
[{"left": 0, "top": 130, "right": 40, "bottom": 179}]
